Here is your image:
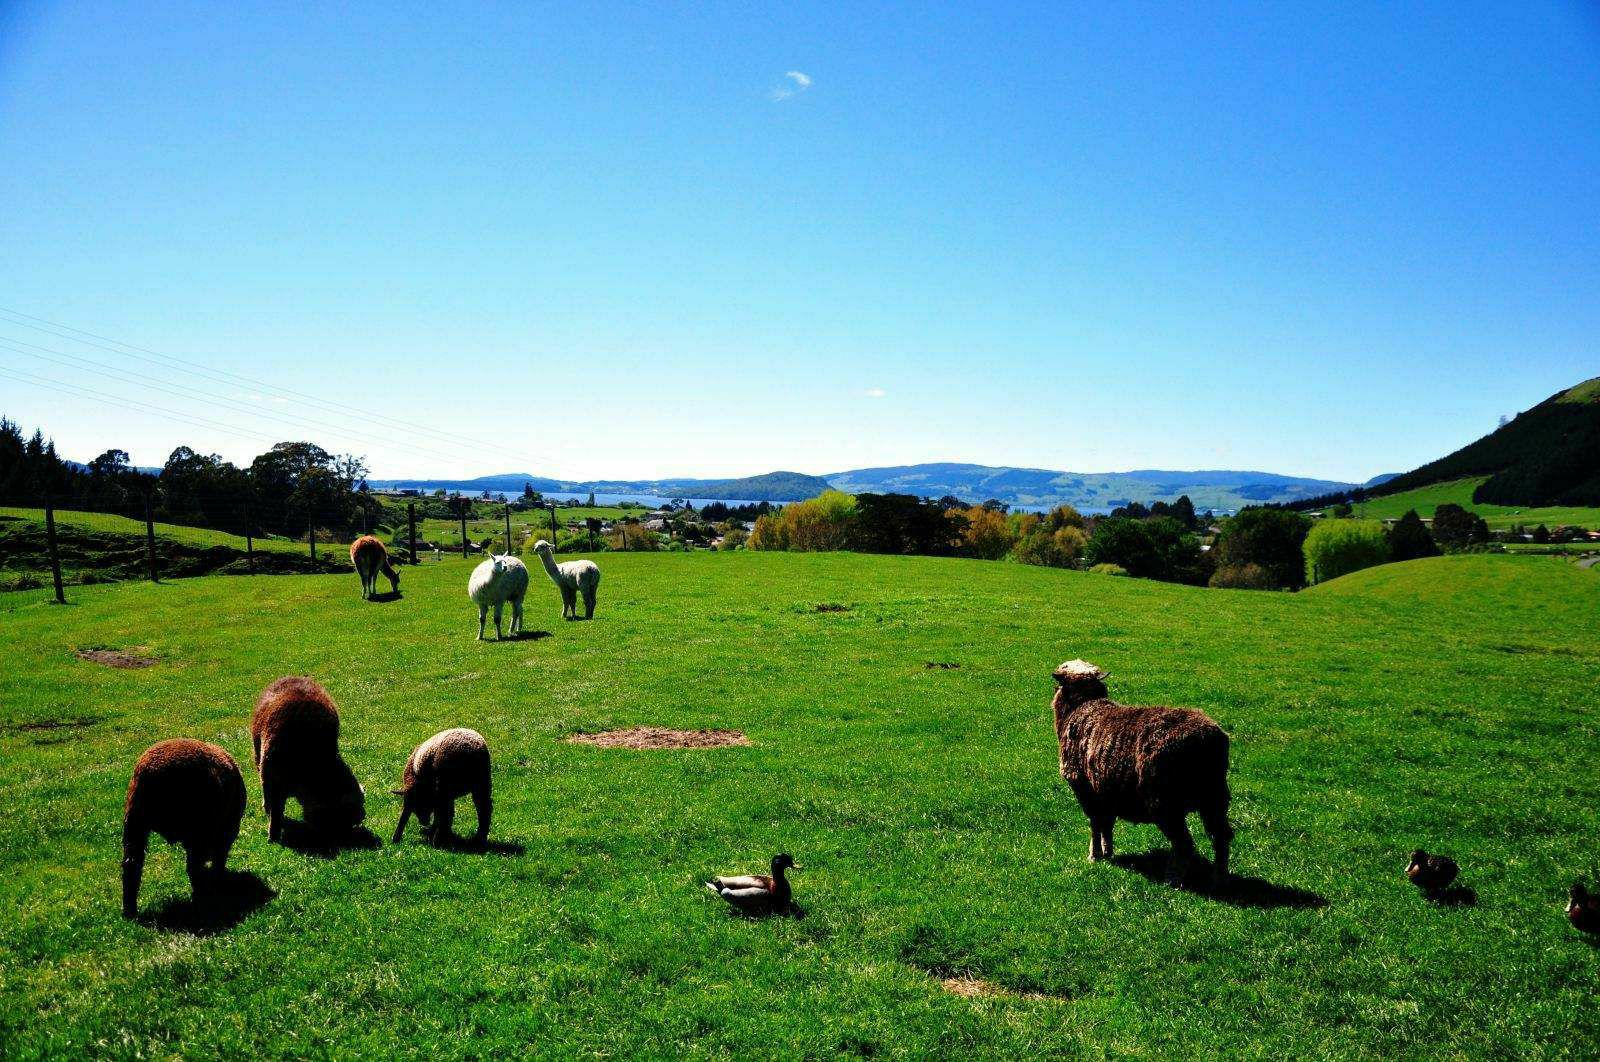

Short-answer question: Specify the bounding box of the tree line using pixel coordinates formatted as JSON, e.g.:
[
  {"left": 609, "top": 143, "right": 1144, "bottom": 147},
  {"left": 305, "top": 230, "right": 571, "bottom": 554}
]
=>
[{"left": 1, "top": 416, "right": 381, "bottom": 540}]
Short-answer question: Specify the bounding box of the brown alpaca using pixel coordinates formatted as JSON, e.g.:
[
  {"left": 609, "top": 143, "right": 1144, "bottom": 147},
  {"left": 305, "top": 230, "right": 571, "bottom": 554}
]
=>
[
  {"left": 392, "top": 728, "right": 492, "bottom": 846},
  {"left": 122, "top": 739, "right": 246, "bottom": 918},
  {"left": 250, "top": 677, "right": 365, "bottom": 842},
  {"left": 350, "top": 535, "right": 400, "bottom": 599},
  {"left": 1051, "top": 660, "right": 1233, "bottom": 885}
]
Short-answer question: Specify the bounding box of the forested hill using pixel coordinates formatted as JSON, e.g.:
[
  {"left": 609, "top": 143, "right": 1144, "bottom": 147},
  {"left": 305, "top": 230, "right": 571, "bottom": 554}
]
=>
[{"left": 1374, "top": 377, "right": 1600, "bottom": 507}]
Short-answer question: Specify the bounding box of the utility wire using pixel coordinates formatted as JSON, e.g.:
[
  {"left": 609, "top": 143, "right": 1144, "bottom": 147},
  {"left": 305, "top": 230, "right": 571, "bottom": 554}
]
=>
[
  {"left": 0, "top": 334, "right": 487, "bottom": 467},
  {"left": 0, "top": 305, "right": 537, "bottom": 465}
]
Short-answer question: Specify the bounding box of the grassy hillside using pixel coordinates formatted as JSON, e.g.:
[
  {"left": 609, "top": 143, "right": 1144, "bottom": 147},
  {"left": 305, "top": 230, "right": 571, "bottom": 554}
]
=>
[
  {"left": 1349, "top": 478, "right": 1600, "bottom": 529},
  {"left": 1, "top": 553, "right": 1597, "bottom": 1055},
  {"left": 1374, "top": 376, "right": 1600, "bottom": 507},
  {"left": 0, "top": 507, "right": 350, "bottom": 590}
]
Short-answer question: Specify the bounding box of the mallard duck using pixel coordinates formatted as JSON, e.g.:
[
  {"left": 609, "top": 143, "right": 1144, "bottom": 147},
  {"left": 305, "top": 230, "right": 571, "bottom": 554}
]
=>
[
  {"left": 1406, "top": 850, "right": 1459, "bottom": 893},
  {"left": 1569, "top": 882, "right": 1600, "bottom": 934},
  {"left": 705, "top": 853, "right": 796, "bottom": 914}
]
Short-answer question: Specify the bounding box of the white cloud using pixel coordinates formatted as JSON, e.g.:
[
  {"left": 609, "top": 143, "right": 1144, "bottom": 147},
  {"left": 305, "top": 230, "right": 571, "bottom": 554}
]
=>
[
  {"left": 770, "top": 70, "right": 812, "bottom": 101},
  {"left": 864, "top": 387, "right": 886, "bottom": 398}
]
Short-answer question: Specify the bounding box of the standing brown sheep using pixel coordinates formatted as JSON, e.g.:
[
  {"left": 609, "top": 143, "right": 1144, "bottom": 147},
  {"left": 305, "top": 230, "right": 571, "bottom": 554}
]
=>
[
  {"left": 1051, "top": 660, "right": 1233, "bottom": 885},
  {"left": 122, "top": 739, "right": 246, "bottom": 918},
  {"left": 392, "top": 728, "right": 492, "bottom": 846},
  {"left": 250, "top": 677, "right": 365, "bottom": 843}
]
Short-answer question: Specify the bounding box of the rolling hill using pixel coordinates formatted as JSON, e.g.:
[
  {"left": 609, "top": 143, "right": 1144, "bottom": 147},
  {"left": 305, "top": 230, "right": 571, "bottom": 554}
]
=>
[
  {"left": 369, "top": 470, "right": 832, "bottom": 502},
  {"left": 825, "top": 463, "right": 1358, "bottom": 512},
  {"left": 1374, "top": 376, "right": 1600, "bottom": 507}
]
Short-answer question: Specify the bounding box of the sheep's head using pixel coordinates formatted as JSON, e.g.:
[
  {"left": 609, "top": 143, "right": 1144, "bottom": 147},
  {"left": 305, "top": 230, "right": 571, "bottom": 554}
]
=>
[
  {"left": 1052, "top": 659, "right": 1109, "bottom": 704},
  {"left": 303, "top": 761, "right": 366, "bottom": 834}
]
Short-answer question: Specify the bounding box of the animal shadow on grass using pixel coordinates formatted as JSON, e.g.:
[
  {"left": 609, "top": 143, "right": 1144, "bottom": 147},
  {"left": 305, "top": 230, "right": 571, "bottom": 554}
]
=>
[
  {"left": 431, "top": 834, "right": 526, "bottom": 857},
  {"left": 1424, "top": 885, "right": 1478, "bottom": 907},
  {"left": 140, "top": 870, "right": 275, "bottom": 935},
  {"left": 279, "top": 821, "right": 383, "bottom": 858},
  {"left": 366, "top": 590, "right": 403, "bottom": 603},
  {"left": 495, "top": 630, "right": 552, "bottom": 642},
  {"left": 721, "top": 902, "right": 807, "bottom": 921},
  {"left": 1112, "top": 849, "right": 1328, "bottom": 909}
]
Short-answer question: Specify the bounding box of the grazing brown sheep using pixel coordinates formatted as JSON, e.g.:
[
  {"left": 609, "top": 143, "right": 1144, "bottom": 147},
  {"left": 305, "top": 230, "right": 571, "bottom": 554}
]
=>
[
  {"left": 392, "top": 728, "right": 492, "bottom": 845},
  {"left": 1051, "top": 660, "right": 1233, "bottom": 885},
  {"left": 250, "top": 677, "right": 365, "bottom": 842},
  {"left": 122, "top": 739, "right": 246, "bottom": 918},
  {"left": 350, "top": 535, "right": 400, "bottom": 599}
]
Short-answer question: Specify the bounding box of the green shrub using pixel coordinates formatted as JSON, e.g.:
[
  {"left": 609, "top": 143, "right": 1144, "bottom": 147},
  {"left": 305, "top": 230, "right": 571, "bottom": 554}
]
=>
[
  {"left": 1012, "top": 525, "right": 1087, "bottom": 569},
  {"left": 1387, "top": 510, "right": 1439, "bottom": 562},
  {"left": 1088, "top": 563, "right": 1128, "bottom": 576},
  {"left": 1304, "top": 519, "right": 1390, "bottom": 585},
  {"left": 1209, "top": 563, "right": 1277, "bottom": 590},
  {"left": 1212, "top": 508, "right": 1311, "bottom": 590}
]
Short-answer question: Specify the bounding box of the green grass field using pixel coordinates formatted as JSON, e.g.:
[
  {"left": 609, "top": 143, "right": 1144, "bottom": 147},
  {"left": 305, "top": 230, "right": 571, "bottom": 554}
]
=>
[
  {"left": 394, "top": 508, "right": 631, "bottom": 555},
  {"left": 1352, "top": 478, "right": 1600, "bottom": 530},
  {"left": 2, "top": 552, "right": 1597, "bottom": 1055}
]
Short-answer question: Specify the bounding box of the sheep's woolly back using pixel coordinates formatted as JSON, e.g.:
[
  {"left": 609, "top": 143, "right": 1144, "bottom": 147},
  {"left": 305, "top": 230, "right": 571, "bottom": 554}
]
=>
[
  {"left": 125, "top": 739, "right": 247, "bottom": 843},
  {"left": 251, "top": 676, "right": 340, "bottom": 760},
  {"left": 1052, "top": 663, "right": 1229, "bottom": 823},
  {"left": 468, "top": 555, "right": 530, "bottom": 605},
  {"left": 400, "top": 728, "right": 490, "bottom": 796}
]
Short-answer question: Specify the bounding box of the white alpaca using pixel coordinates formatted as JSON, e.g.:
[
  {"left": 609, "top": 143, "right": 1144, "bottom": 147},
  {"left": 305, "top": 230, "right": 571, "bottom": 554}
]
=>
[
  {"left": 467, "top": 553, "right": 529, "bottom": 640},
  {"left": 531, "top": 540, "right": 601, "bottom": 620}
]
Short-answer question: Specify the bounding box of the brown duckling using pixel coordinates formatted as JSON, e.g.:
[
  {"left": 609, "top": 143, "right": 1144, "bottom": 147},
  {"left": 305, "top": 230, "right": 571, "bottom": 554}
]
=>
[
  {"left": 1406, "top": 850, "right": 1459, "bottom": 894},
  {"left": 1569, "top": 882, "right": 1600, "bottom": 934},
  {"left": 705, "top": 853, "right": 797, "bottom": 915}
]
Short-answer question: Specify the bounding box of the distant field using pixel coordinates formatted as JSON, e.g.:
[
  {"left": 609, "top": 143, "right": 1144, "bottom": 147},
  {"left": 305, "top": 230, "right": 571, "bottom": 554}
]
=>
[
  {"left": 0, "top": 507, "right": 348, "bottom": 589},
  {"left": 1, "top": 551, "right": 1596, "bottom": 1055},
  {"left": 1352, "top": 477, "right": 1600, "bottom": 529}
]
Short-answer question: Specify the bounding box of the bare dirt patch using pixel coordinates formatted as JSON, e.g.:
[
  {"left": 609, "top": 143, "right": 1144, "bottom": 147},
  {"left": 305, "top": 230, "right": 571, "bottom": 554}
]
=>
[
  {"left": 75, "top": 647, "right": 158, "bottom": 669},
  {"left": 814, "top": 603, "right": 851, "bottom": 613},
  {"left": 924, "top": 661, "right": 961, "bottom": 670},
  {"left": 5, "top": 715, "right": 104, "bottom": 733},
  {"left": 938, "top": 976, "right": 1050, "bottom": 1002},
  {"left": 567, "top": 726, "right": 750, "bottom": 750}
]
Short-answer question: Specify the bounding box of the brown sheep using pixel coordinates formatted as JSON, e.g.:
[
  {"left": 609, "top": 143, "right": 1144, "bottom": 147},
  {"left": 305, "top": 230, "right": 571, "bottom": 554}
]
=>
[
  {"left": 392, "top": 728, "right": 492, "bottom": 846},
  {"left": 350, "top": 535, "right": 400, "bottom": 599},
  {"left": 250, "top": 677, "right": 365, "bottom": 842},
  {"left": 122, "top": 739, "right": 246, "bottom": 918},
  {"left": 1051, "top": 660, "right": 1232, "bottom": 885}
]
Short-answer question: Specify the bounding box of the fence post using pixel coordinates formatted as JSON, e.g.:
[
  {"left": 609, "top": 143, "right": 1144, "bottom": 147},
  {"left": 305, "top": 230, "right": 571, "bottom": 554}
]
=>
[
  {"left": 460, "top": 507, "right": 469, "bottom": 558},
  {"left": 408, "top": 503, "right": 418, "bottom": 565},
  {"left": 309, "top": 519, "right": 317, "bottom": 565},
  {"left": 504, "top": 506, "right": 513, "bottom": 554},
  {"left": 244, "top": 496, "right": 255, "bottom": 574},
  {"left": 44, "top": 498, "right": 66, "bottom": 604},
  {"left": 144, "top": 492, "right": 159, "bottom": 583}
]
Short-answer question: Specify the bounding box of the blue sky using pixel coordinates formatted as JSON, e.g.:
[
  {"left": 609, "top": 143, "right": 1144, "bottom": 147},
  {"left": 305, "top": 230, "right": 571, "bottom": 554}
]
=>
[{"left": 1, "top": 2, "right": 1596, "bottom": 482}]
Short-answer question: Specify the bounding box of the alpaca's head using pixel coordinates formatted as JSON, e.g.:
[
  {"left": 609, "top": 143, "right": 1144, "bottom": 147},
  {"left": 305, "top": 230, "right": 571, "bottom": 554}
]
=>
[
  {"left": 532, "top": 539, "right": 554, "bottom": 556},
  {"left": 1052, "top": 659, "right": 1109, "bottom": 705},
  {"left": 385, "top": 566, "right": 401, "bottom": 592}
]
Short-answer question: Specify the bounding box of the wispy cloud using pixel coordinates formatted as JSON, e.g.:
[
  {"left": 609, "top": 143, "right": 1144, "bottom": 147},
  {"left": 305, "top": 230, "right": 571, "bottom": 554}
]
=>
[
  {"left": 864, "top": 387, "right": 886, "bottom": 399},
  {"left": 770, "top": 70, "right": 813, "bottom": 101}
]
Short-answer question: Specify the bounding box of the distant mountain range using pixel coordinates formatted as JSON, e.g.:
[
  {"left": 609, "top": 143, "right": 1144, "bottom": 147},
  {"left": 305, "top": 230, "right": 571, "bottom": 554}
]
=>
[
  {"left": 370, "top": 465, "right": 1364, "bottom": 511},
  {"left": 1371, "top": 376, "right": 1600, "bottom": 507}
]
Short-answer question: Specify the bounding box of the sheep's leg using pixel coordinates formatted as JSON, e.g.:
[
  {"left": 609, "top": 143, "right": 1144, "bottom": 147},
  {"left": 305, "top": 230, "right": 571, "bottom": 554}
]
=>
[
  {"left": 185, "top": 847, "right": 210, "bottom": 901},
  {"left": 433, "top": 798, "right": 456, "bottom": 846},
  {"left": 477, "top": 603, "right": 488, "bottom": 641},
  {"left": 393, "top": 796, "right": 413, "bottom": 844},
  {"left": 471, "top": 783, "right": 492, "bottom": 845},
  {"left": 1089, "top": 816, "right": 1115, "bottom": 862},
  {"left": 262, "top": 760, "right": 286, "bottom": 844},
  {"left": 121, "top": 819, "right": 149, "bottom": 918},
  {"left": 1200, "top": 803, "right": 1233, "bottom": 884},
  {"left": 1157, "top": 815, "right": 1199, "bottom": 886}
]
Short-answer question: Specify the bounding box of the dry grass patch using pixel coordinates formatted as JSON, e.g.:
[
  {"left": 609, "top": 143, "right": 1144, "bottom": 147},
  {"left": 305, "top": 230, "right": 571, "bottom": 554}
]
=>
[
  {"left": 938, "top": 976, "right": 1050, "bottom": 1002},
  {"left": 75, "top": 647, "right": 157, "bottom": 669},
  {"left": 567, "top": 726, "right": 750, "bottom": 750}
]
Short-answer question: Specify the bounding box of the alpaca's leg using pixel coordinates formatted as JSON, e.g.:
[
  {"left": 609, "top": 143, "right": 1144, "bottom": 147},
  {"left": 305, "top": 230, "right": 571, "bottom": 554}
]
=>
[
  {"left": 510, "top": 596, "right": 523, "bottom": 636},
  {"left": 1199, "top": 801, "right": 1233, "bottom": 884},
  {"left": 261, "top": 755, "right": 286, "bottom": 843},
  {"left": 477, "top": 603, "right": 487, "bottom": 641},
  {"left": 1158, "top": 815, "right": 1198, "bottom": 886},
  {"left": 434, "top": 798, "right": 456, "bottom": 845},
  {"left": 562, "top": 587, "right": 576, "bottom": 620},
  {"left": 493, "top": 601, "right": 505, "bottom": 641},
  {"left": 582, "top": 585, "right": 595, "bottom": 619}
]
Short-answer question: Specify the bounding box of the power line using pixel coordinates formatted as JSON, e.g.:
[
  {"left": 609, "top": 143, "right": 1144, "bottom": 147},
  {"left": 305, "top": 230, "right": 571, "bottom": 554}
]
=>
[
  {"left": 0, "top": 305, "right": 537, "bottom": 465},
  {"left": 0, "top": 365, "right": 287, "bottom": 447},
  {"left": 0, "top": 334, "right": 489, "bottom": 467}
]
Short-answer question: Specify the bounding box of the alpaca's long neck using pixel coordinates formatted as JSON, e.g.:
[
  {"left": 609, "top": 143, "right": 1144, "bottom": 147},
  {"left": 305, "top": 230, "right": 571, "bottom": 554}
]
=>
[{"left": 537, "top": 551, "right": 563, "bottom": 581}]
